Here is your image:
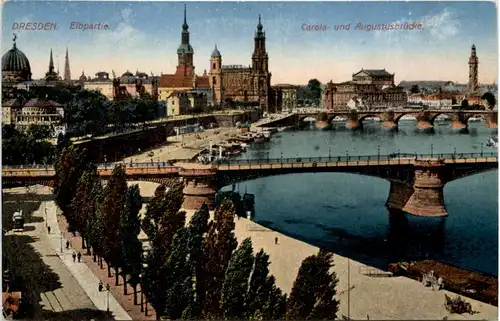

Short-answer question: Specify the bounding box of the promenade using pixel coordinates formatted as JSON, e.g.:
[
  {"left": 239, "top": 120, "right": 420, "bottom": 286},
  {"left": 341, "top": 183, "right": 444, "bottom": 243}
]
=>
[
  {"left": 133, "top": 182, "right": 498, "bottom": 320},
  {"left": 122, "top": 127, "right": 240, "bottom": 163}
]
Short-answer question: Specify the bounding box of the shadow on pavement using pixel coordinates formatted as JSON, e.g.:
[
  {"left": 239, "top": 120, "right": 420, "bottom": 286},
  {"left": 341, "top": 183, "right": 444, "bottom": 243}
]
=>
[
  {"left": 2, "top": 234, "right": 62, "bottom": 319},
  {"left": 42, "top": 308, "right": 114, "bottom": 321}
]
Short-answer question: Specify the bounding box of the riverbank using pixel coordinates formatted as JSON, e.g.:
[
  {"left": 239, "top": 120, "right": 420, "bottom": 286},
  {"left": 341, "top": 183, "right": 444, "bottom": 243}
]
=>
[{"left": 132, "top": 182, "right": 498, "bottom": 320}]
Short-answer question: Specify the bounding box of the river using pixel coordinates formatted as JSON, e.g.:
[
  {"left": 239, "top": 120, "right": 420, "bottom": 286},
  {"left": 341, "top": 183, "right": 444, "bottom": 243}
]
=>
[{"left": 225, "top": 120, "right": 498, "bottom": 276}]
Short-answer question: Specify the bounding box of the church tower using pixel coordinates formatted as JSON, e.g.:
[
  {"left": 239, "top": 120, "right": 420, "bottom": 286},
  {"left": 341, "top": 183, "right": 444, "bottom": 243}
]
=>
[
  {"left": 64, "top": 47, "right": 71, "bottom": 81},
  {"left": 45, "top": 49, "right": 60, "bottom": 81},
  {"left": 251, "top": 15, "right": 271, "bottom": 108},
  {"left": 175, "top": 4, "right": 195, "bottom": 77},
  {"left": 468, "top": 44, "right": 479, "bottom": 93},
  {"left": 209, "top": 44, "right": 223, "bottom": 104}
]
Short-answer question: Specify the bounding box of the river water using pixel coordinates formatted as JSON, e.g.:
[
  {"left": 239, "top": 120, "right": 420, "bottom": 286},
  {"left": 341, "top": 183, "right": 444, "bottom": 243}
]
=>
[{"left": 227, "top": 120, "right": 499, "bottom": 276}]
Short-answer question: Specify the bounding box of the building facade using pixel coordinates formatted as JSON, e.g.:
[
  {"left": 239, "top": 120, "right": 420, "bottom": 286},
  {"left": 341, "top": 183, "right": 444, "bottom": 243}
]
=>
[
  {"left": 209, "top": 15, "right": 272, "bottom": 109},
  {"left": 2, "top": 97, "right": 65, "bottom": 134},
  {"left": 158, "top": 5, "right": 211, "bottom": 107},
  {"left": 167, "top": 91, "right": 190, "bottom": 115},
  {"left": 271, "top": 84, "right": 298, "bottom": 112},
  {"left": 323, "top": 69, "right": 407, "bottom": 110},
  {"left": 83, "top": 70, "right": 159, "bottom": 100}
]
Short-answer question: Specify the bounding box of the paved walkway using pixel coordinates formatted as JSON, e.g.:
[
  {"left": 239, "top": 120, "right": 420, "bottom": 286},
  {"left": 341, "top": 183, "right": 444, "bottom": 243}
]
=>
[
  {"left": 7, "top": 200, "right": 96, "bottom": 315},
  {"left": 45, "top": 201, "right": 133, "bottom": 320},
  {"left": 55, "top": 204, "right": 156, "bottom": 321}
]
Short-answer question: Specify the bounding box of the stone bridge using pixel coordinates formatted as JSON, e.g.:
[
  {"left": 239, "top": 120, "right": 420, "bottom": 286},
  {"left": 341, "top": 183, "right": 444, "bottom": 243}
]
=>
[
  {"left": 2, "top": 152, "right": 497, "bottom": 217},
  {"left": 264, "top": 109, "right": 498, "bottom": 129}
]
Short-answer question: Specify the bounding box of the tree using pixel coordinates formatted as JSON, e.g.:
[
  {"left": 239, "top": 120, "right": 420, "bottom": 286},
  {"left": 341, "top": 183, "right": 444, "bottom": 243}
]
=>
[
  {"left": 200, "top": 200, "right": 238, "bottom": 319},
  {"left": 164, "top": 228, "right": 192, "bottom": 319},
  {"left": 182, "top": 203, "right": 210, "bottom": 319},
  {"left": 286, "top": 249, "right": 339, "bottom": 320},
  {"left": 245, "top": 249, "right": 287, "bottom": 320},
  {"left": 70, "top": 163, "right": 101, "bottom": 250},
  {"left": 53, "top": 146, "right": 88, "bottom": 230},
  {"left": 481, "top": 92, "right": 496, "bottom": 109},
  {"left": 27, "top": 124, "right": 53, "bottom": 140},
  {"left": 410, "top": 84, "right": 420, "bottom": 94},
  {"left": 65, "top": 89, "right": 112, "bottom": 137},
  {"left": 307, "top": 79, "right": 322, "bottom": 105},
  {"left": 220, "top": 238, "right": 255, "bottom": 319},
  {"left": 142, "top": 184, "right": 186, "bottom": 320},
  {"left": 99, "top": 165, "right": 128, "bottom": 282},
  {"left": 120, "top": 184, "right": 143, "bottom": 299},
  {"left": 461, "top": 99, "right": 469, "bottom": 110}
]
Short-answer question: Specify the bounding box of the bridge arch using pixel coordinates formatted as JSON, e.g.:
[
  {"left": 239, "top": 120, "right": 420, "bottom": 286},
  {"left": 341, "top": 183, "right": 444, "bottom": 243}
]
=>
[
  {"left": 394, "top": 112, "right": 419, "bottom": 124},
  {"left": 358, "top": 114, "right": 381, "bottom": 123}
]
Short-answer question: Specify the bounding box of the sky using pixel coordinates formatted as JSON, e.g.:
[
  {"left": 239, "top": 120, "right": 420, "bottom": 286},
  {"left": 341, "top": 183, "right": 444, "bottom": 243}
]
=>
[{"left": 2, "top": 1, "right": 498, "bottom": 85}]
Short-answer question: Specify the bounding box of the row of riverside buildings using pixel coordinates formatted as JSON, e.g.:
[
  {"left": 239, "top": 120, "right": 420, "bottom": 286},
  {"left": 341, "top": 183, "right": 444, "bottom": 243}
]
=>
[
  {"left": 1, "top": 6, "right": 492, "bottom": 133},
  {"left": 2, "top": 6, "right": 298, "bottom": 118}
]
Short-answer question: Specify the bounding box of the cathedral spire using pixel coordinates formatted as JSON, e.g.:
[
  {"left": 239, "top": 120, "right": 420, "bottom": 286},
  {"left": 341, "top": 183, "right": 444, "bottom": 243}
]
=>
[{"left": 64, "top": 47, "right": 71, "bottom": 81}]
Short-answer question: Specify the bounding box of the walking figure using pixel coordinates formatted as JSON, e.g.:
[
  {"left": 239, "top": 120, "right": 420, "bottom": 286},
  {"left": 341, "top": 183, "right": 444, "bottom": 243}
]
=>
[
  {"left": 77, "top": 252, "right": 82, "bottom": 262},
  {"left": 66, "top": 240, "right": 70, "bottom": 249},
  {"left": 47, "top": 226, "right": 51, "bottom": 234},
  {"left": 275, "top": 237, "right": 278, "bottom": 245},
  {"left": 72, "top": 252, "right": 76, "bottom": 262},
  {"left": 99, "top": 281, "right": 104, "bottom": 292}
]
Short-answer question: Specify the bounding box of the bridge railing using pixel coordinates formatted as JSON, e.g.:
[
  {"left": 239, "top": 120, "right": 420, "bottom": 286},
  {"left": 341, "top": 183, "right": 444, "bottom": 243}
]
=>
[
  {"left": 2, "top": 152, "right": 497, "bottom": 171},
  {"left": 193, "top": 152, "right": 498, "bottom": 166}
]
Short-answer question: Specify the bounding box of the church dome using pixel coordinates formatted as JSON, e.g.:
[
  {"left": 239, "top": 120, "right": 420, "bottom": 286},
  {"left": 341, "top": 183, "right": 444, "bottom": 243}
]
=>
[
  {"left": 2, "top": 38, "right": 32, "bottom": 82},
  {"left": 120, "top": 70, "right": 136, "bottom": 84},
  {"left": 211, "top": 44, "right": 221, "bottom": 57}
]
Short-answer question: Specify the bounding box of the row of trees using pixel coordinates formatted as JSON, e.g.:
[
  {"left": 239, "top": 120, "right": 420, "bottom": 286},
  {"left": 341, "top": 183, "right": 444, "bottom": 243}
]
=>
[
  {"left": 3, "top": 85, "right": 163, "bottom": 139},
  {"left": 2, "top": 125, "right": 55, "bottom": 165},
  {"left": 54, "top": 146, "right": 340, "bottom": 320}
]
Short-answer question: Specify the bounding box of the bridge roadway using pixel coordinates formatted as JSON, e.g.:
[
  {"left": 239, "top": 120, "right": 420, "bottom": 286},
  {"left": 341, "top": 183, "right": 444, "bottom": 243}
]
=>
[
  {"left": 3, "top": 152, "right": 497, "bottom": 217},
  {"left": 261, "top": 109, "right": 498, "bottom": 129}
]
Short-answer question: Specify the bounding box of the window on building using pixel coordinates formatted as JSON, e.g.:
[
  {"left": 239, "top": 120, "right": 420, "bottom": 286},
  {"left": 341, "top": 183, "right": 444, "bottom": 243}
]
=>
[
  {"left": 212, "top": 76, "right": 217, "bottom": 85},
  {"left": 212, "top": 63, "right": 216, "bottom": 69}
]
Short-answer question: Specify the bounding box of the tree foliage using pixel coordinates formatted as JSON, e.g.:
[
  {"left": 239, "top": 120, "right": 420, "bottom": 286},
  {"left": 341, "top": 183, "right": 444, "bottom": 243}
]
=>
[
  {"left": 481, "top": 92, "right": 496, "bottom": 109},
  {"left": 200, "top": 200, "right": 238, "bottom": 319},
  {"left": 183, "top": 203, "right": 210, "bottom": 319},
  {"left": 220, "top": 237, "right": 255, "bottom": 319},
  {"left": 120, "top": 184, "right": 144, "bottom": 299},
  {"left": 142, "top": 184, "right": 186, "bottom": 320},
  {"left": 286, "top": 249, "right": 339, "bottom": 320},
  {"left": 2, "top": 125, "right": 55, "bottom": 165},
  {"left": 53, "top": 146, "right": 88, "bottom": 230},
  {"left": 70, "top": 163, "right": 102, "bottom": 248},
  {"left": 100, "top": 165, "right": 128, "bottom": 276}
]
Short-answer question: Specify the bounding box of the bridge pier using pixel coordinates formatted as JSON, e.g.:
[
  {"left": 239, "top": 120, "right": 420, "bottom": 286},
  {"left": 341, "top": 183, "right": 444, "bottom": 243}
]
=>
[
  {"left": 451, "top": 113, "right": 468, "bottom": 130},
  {"left": 178, "top": 165, "right": 218, "bottom": 210},
  {"left": 387, "top": 160, "right": 447, "bottom": 217}
]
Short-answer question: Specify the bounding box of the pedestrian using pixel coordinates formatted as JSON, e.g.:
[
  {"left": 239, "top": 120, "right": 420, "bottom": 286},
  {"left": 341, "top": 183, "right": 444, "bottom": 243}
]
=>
[
  {"left": 98, "top": 280, "right": 103, "bottom": 292},
  {"left": 72, "top": 252, "right": 76, "bottom": 262},
  {"left": 66, "top": 240, "right": 70, "bottom": 249},
  {"left": 275, "top": 237, "right": 278, "bottom": 245},
  {"left": 47, "top": 226, "right": 51, "bottom": 234},
  {"left": 77, "top": 252, "right": 82, "bottom": 262}
]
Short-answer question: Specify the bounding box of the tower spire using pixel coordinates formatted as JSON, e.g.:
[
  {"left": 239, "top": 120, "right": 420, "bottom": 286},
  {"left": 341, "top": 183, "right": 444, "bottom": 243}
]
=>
[
  {"left": 49, "top": 49, "right": 54, "bottom": 73},
  {"left": 12, "top": 33, "right": 17, "bottom": 48},
  {"left": 182, "top": 4, "right": 188, "bottom": 31},
  {"left": 64, "top": 47, "right": 71, "bottom": 81}
]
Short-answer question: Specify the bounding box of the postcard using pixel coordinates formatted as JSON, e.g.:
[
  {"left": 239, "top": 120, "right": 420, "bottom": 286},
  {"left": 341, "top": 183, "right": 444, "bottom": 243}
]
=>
[{"left": 1, "top": 1, "right": 498, "bottom": 320}]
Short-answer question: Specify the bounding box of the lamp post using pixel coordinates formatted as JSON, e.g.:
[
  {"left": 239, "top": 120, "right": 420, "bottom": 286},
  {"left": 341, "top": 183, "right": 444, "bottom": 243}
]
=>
[
  {"left": 430, "top": 144, "right": 434, "bottom": 158},
  {"left": 377, "top": 145, "right": 380, "bottom": 161},
  {"left": 329, "top": 147, "right": 331, "bottom": 160},
  {"left": 142, "top": 251, "right": 149, "bottom": 316},
  {"left": 60, "top": 234, "right": 63, "bottom": 253},
  {"left": 481, "top": 143, "right": 484, "bottom": 156},
  {"left": 280, "top": 152, "right": 283, "bottom": 165},
  {"left": 139, "top": 273, "right": 144, "bottom": 312},
  {"left": 106, "top": 283, "right": 110, "bottom": 313},
  {"left": 346, "top": 150, "right": 349, "bottom": 162},
  {"left": 45, "top": 208, "right": 47, "bottom": 227}
]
